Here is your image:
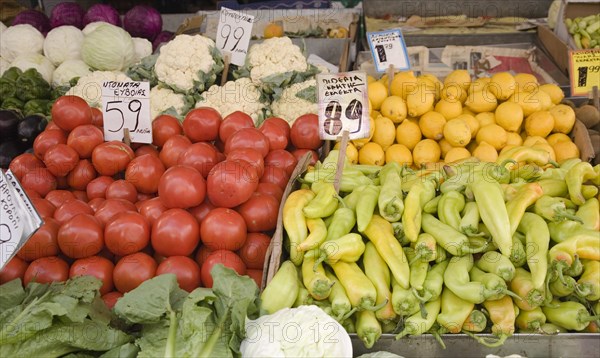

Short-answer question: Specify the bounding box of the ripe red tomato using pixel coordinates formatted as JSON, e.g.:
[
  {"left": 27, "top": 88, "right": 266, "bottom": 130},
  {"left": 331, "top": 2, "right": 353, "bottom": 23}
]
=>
[
  {"left": 177, "top": 142, "right": 219, "bottom": 178},
  {"left": 43, "top": 143, "right": 79, "bottom": 177},
  {"left": 246, "top": 269, "right": 263, "bottom": 288},
  {"left": 188, "top": 198, "right": 215, "bottom": 225},
  {"left": 113, "top": 252, "right": 157, "bottom": 293},
  {"left": 262, "top": 117, "right": 290, "bottom": 137},
  {"left": 105, "top": 180, "right": 137, "bottom": 203},
  {"left": 159, "top": 134, "right": 192, "bottom": 168},
  {"left": 94, "top": 199, "right": 137, "bottom": 226},
  {"left": 51, "top": 95, "right": 93, "bottom": 131},
  {"left": 260, "top": 119, "right": 289, "bottom": 151},
  {"left": 158, "top": 165, "right": 206, "bottom": 209},
  {"left": 67, "top": 159, "right": 97, "bottom": 190},
  {"left": 0, "top": 256, "right": 28, "bottom": 284},
  {"left": 101, "top": 291, "right": 122, "bottom": 310},
  {"left": 105, "top": 212, "right": 150, "bottom": 256},
  {"left": 33, "top": 129, "right": 67, "bottom": 160},
  {"left": 88, "top": 197, "right": 105, "bottom": 212},
  {"left": 31, "top": 197, "right": 56, "bottom": 218},
  {"left": 227, "top": 148, "right": 265, "bottom": 178},
  {"left": 45, "top": 121, "right": 62, "bottom": 131},
  {"left": 201, "top": 250, "right": 246, "bottom": 288},
  {"left": 24, "top": 187, "right": 41, "bottom": 199},
  {"left": 237, "top": 193, "right": 279, "bottom": 232},
  {"left": 58, "top": 213, "right": 104, "bottom": 258},
  {"left": 67, "top": 125, "right": 104, "bottom": 159},
  {"left": 134, "top": 144, "right": 159, "bottom": 158},
  {"left": 260, "top": 165, "right": 290, "bottom": 190},
  {"left": 183, "top": 107, "right": 222, "bottom": 142},
  {"left": 56, "top": 175, "right": 69, "bottom": 190},
  {"left": 53, "top": 199, "right": 94, "bottom": 225},
  {"left": 291, "top": 148, "right": 319, "bottom": 166},
  {"left": 238, "top": 232, "right": 271, "bottom": 270},
  {"left": 206, "top": 160, "right": 259, "bottom": 208},
  {"left": 224, "top": 128, "right": 270, "bottom": 157},
  {"left": 264, "top": 149, "right": 298, "bottom": 177},
  {"left": 45, "top": 190, "right": 76, "bottom": 208},
  {"left": 219, "top": 111, "right": 254, "bottom": 143},
  {"left": 291, "top": 114, "right": 322, "bottom": 150},
  {"left": 9, "top": 153, "right": 44, "bottom": 181},
  {"left": 23, "top": 256, "right": 69, "bottom": 286},
  {"left": 152, "top": 114, "right": 182, "bottom": 147},
  {"left": 71, "top": 190, "right": 88, "bottom": 202},
  {"left": 124, "top": 154, "right": 166, "bottom": 195},
  {"left": 21, "top": 168, "right": 57, "bottom": 197},
  {"left": 86, "top": 176, "right": 114, "bottom": 199},
  {"left": 195, "top": 246, "right": 213, "bottom": 267},
  {"left": 70, "top": 256, "right": 115, "bottom": 295},
  {"left": 137, "top": 197, "right": 167, "bottom": 226},
  {"left": 152, "top": 208, "right": 200, "bottom": 257},
  {"left": 200, "top": 208, "right": 247, "bottom": 251},
  {"left": 156, "top": 256, "right": 201, "bottom": 292},
  {"left": 256, "top": 182, "right": 284, "bottom": 203},
  {"left": 92, "top": 141, "right": 135, "bottom": 176},
  {"left": 90, "top": 107, "right": 103, "bottom": 127}
]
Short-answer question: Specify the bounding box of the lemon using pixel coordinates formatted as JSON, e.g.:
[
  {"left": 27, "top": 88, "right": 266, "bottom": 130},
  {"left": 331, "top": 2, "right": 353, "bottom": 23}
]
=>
[
  {"left": 549, "top": 104, "right": 576, "bottom": 134},
  {"left": 371, "top": 110, "right": 382, "bottom": 119},
  {"left": 445, "top": 147, "right": 472, "bottom": 163},
  {"left": 413, "top": 139, "right": 441, "bottom": 167},
  {"left": 441, "top": 83, "right": 468, "bottom": 103},
  {"left": 553, "top": 141, "right": 580, "bottom": 163},
  {"left": 468, "top": 77, "right": 491, "bottom": 94},
  {"left": 352, "top": 116, "right": 375, "bottom": 149},
  {"left": 472, "top": 141, "right": 499, "bottom": 162},
  {"left": 546, "top": 133, "right": 571, "bottom": 146},
  {"left": 368, "top": 81, "right": 388, "bottom": 111},
  {"left": 476, "top": 124, "right": 507, "bottom": 150},
  {"left": 438, "top": 138, "right": 454, "bottom": 158},
  {"left": 390, "top": 71, "right": 419, "bottom": 100},
  {"left": 523, "top": 135, "right": 547, "bottom": 147},
  {"left": 454, "top": 113, "right": 479, "bottom": 137},
  {"left": 488, "top": 72, "right": 516, "bottom": 101},
  {"left": 368, "top": 99, "right": 372, "bottom": 113},
  {"left": 334, "top": 141, "right": 358, "bottom": 164},
  {"left": 419, "top": 73, "right": 443, "bottom": 100},
  {"left": 514, "top": 73, "right": 539, "bottom": 92},
  {"left": 380, "top": 95, "right": 408, "bottom": 123},
  {"left": 508, "top": 91, "right": 543, "bottom": 117},
  {"left": 462, "top": 107, "right": 476, "bottom": 116},
  {"left": 506, "top": 131, "right": 524, "bottom": 146},
  {"left": 378, "top": 74, "right": 389, "bottom": 86},
  {"left": 373, "top": 116, "right": 396, "bottom": 151},
  {"left": 443, "top": 117, "right": 472, "bottom": 147},
  {"left": 418, "top": 76, "right": 442, "bottom": 101},
  {"left": 499, "top": 145, "right": 517, "bottom": 156},
  {"left": 419, "top": 111, "right": 446, "bottom": 140},
  {"left": 466, "top": 139, "right": 479, "bottom": 153},
  {"left": 540, "top": 83, "right": 565, "bottom": 105},
  {"left": 407, "top": 82, "right": 435, "bottom": 117},
  {"left": 444, "top": 70, "right": 471, "bottom": 92},
  {"left": 385, "top": 144, "right": 413, "bottom": 166},
  {"left": 525, "top": 111, "right": 554, "bottom": 137},
  {"left": 532, "top": 142, "right": 556, "bottom": 161},
  {"left": 264, "top": 22, "right": 284, "bottom": 38},
  {"left": 537, "top": 90, "right": 553, "bottom": 111},
  {"left": 396, "top": 119, "right": 422, "bottom": 150},
  {"left": 358, "top": 142, "right": 385, "bottom": 166},
  {"left": 495, "top": 101, "right": 524, "bottom": 132},
  {"left": 465, "top": 89, "right": 498, "bottom": 113},
  {"left": 435, "top": 98, "right": 463, "bottom": 120},
  {"left": 475, "top": 112, "right": 496, "bottom": 127},
  {"left": 367, "top": 75, "right": 377, "bottom": 84}
]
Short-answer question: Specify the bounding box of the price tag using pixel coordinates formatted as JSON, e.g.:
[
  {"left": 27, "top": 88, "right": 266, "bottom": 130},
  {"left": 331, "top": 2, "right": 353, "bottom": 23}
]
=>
[
  {"left": 367, "top": 29, "right": 410, "bottom": 73},
  {"left": 216, "top": 7, "right": 254, "bottom": 66},
  {"left": 1, "top": 170, "right": 43, "bottom": 269},
  {"left": 316, "top": 71, "right": 370, "bottom": 140},
  {"left": 569, "top": 49, "right": 600, "bottom": 97},
  {"left": 101, "top": 81, "right": 152, "bottom": 143}
]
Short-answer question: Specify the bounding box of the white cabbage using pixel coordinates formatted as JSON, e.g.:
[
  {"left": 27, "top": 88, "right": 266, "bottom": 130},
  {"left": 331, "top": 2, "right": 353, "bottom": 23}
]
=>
[
  {"left": 132, "top": 37, "right": 152, "bottom": 63},
  {"left": 52, "top": 59, "right": 92, "bottom": 87},
  {"left": 9, "top": 53, "right": 55, "bottom": 83},
  {"left": 82, "top": 21, "right": 107, "bottom": 35},
  {"left": 81, "top": 23, "right": 136, "bottom": 71},
  {"left": 0, "top": 24, "right": 44, "bottom": 62},
  {"left": 0, "top": 22, "right": 6, "bottom": 32},
  {"left": 43, "top": 26, "right": 85, "bottom": 66},
  {"left": 0, "top": 57, "right": 9, "bottom": 77}
]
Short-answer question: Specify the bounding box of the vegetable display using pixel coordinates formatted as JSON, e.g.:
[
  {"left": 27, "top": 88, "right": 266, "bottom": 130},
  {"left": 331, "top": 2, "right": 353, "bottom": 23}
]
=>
[{"left": 565, "top": 14, "right": 600, "bottom": 49}]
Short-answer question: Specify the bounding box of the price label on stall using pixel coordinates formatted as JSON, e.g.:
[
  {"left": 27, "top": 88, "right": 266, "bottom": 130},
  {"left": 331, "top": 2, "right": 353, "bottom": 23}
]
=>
[
  {"left": 101, "top": 81, "right": 152, "bottom": 143},
  {"left": 569, "top": 49, "right": 600, "bottom": 97},
  {"left": 367, "top": 29, "right": 410, "bottom": 73},
  {"left": 316, "top": 71, "right": 370, "bottom": 140},
  {"left": 216, "top": 7, "right": 254, "bottom": 66}
]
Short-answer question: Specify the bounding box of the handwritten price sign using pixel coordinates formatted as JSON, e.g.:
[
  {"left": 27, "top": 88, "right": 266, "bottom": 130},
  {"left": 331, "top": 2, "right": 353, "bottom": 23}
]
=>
[
  {"left": 101, "top": 81, "right": 152, "bottom": 143},
  {"left": 216, "top": 7, "right": 254, "bottom": 66},
  {"left": 569, "top": 49, "right": 600, "bottom": 96},
  {"left": 367, "top": 29, "right": 410, "bottom": 73}
]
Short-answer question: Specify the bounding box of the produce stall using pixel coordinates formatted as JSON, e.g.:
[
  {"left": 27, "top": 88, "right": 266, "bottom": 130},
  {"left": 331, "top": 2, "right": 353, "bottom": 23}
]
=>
[{"left": 0, "top": 1, "right": 599, "bottom": 357}]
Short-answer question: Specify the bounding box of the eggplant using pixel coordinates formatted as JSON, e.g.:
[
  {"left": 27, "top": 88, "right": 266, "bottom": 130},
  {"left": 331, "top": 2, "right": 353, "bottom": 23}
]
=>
[
  {"left": 0, "top": 109, "right": 23, "bottom": 142},
  {"left": 18, "top": 114, "right": 48, "bottom": 146},
  {"left": 0, "top": 140, "right": 23, "bottom": 169}
]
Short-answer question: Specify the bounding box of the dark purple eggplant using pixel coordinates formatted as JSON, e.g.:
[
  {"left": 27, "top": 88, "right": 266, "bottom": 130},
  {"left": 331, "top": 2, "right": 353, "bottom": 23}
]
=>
[
  {"left": 0, "top": 109, "right": 23, "bottom": 142},
  {"left": 18, "top": 114, "right": 48, "bottom": 146},
  {"left": 0, "top": 140, "right": 23, "bottom": 169}
]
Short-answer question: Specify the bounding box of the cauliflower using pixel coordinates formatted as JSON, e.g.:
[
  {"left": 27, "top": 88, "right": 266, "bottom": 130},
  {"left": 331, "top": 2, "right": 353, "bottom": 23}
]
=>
[
  {"left": 68, "top": 70, "right": 131, "bottom": 108},
  {"left": 271, "top": 78, "right": 318, "bottom": 125},
  {"left": 150, "top": 86, "right": 192, "bottom": 120},
  {"left": 43, "top": 26, "right": 84, "bottom": 66},
  {"left": 154, "top": 34, "right": 224, "bottom": 94},
  {"left": 195, "top": 78, "right": 267, "bottom": 124},
  {"left": 0, "top": 24, "right": 44, "bottom": 62},
  {"left": 52, "top": 59, "right": 91, "bottom": 87},
  {"left": 132, "top": 37, "right": 152, "bottom": 63},
  {"left": 9, "top": 53, "right": 55, "bottom": 83}
]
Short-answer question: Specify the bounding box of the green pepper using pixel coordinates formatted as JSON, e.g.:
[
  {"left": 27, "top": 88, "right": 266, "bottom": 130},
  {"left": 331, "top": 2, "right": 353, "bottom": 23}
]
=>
[
  {"left": 435, "top": 245, "right": 448, "bottom": 264},
  {"left": 436, "top": 286, "right": 474, "bottom": 333},
  {"left": 342, "top": 316, "right": 356, "bottom": 333},
  {"left": 413, "top": 259, "right": 448, "bottom": 303},
  {"left": 317, "top": 233, "right": 365, "bottom": 267},
  {"left": 510, "top": 233, "right": 527, "bottom": 267},
  {"left": 297, "top": 218, "right": 328, "bottom": 252},
  {"left": 516, "top": 306, "right": 546, "bottom": 332},
  {"left": 423, "top": 195, "right": 441, "bottom": 214},
  {"left": 23, "top": 99, "right": 52, "bottom": 116},
  {"left": 356, "top": 310, "right": 382, "bottom": 349},
  {"left": 283, "top": 189, "right": 315, "bottom": 265},
  {"left": 324, "top": 205, "right": 355, "bottom": 242},
  {"left": 517, "top": 212, "right": 550, "bottom": 291},
  {"left": 391, "top": 222, "right": 409, "bottom": 246},
  {"left": 549, "top": 274, "right": 577, "bottom": 297},
  {"left": 537, "top": 178, "right": 569, "bottom": 197},
  {"left": 421, "top": 213, "right": 487, "bottom": 256},
  {"left": 534, "top": 195, "right": 583, "bottom": 223},
  {"left": 548, "top": 220, "right": 598, "bottom": 244},
  {"left": 565, "top": 162, "right": 600, "bottom": 206},
  {"left": 0, "top": 77, "right": 16, "bottom": 99},
  {"left": 576, "top": 260, "right": 600, "bottom": 301},
  {"left": 438, "top": 191, "right": 466, "bottom": 231},
  {"left": 459, "top": 201, "right": 481, "bottom": 237},
  {"left": 564, "top": 255, "right": 584, "bottom": 277},
  {"left": 411, "top": 233, "right": 437, "bottom": 263},
  {"left": 15, "top": 68, "right": 51, "bottom": 101},
  {"left": 510, "top": 163, "right": 543, "bottom": 182},
  {"left": 444, "top": 254, "right": 495, "bottom": 304},
  {"left": 377, "top": 162, "right": 404, "bottom": 222},
  {"left": 342, "top": 184, "right": 365, "bottom": 210},
  {"left": 476, "top": 251, "right": 516, "bottom": 282},
  {"left": 302, "top": 249, "right": 333, "bottom": 300},
  {"left": 542, "top": 300, "right": 600, "bottom": 331},
  {"left": 1, "top": 67, "right": 22, "bottom": 82},
  {"left": 356, "top": 184, "right": 381, "bottom": 232},
  {"left": 510, "top": 267, "right": 545, "bottom": 311},
  {"left": 303, "top": 181, "right": 339, "bottom": 219},
  {"left": 391, "top": 277, "right": 420, "bottom": 317},
  {"left": 469, "top": 266, "right": 519, "bottom": 301},
  {"left": 506, "top": 182, "right": 544, "bottom": 235},
  {"left": 293, "top": 286, "right": 313, "bottom": 307},
  {"left": 402, "top": 177, "right": 436, "bottom": 242},
  {"left": 363, "top": 242, "right": 396, "bottom": 323},
  {"left": 325, "top": 269, "right": 353, "bottom": 321},
  {"left": 405, "top": 248, "right": 429, "bottom": 291},
  {"left": 576, "top": 198, "right": 599, "bottom": 230},
  {"left": 302, "top": 168, "right": 374, "bottom": 193},
  {"left": 462, "top": 309, "right": 487, "bottom": 333},
  {"left": 395, "top": 298, "right": 441, "bottom": 339},
  {"left": 1, "top": 97, "right": 24, "bottom": 110}
]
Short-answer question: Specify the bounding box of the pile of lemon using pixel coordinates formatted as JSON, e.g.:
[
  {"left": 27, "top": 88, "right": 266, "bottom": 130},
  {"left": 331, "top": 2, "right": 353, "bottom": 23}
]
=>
[{"left": 342, "top": 70, "right": 580, "bottom": 167}]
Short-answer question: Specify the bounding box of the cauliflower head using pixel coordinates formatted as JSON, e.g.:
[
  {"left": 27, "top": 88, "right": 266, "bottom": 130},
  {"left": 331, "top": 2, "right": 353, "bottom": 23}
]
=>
[
  {"left": 52, "top": 59, "right": 92, "bottom": 87},
  {"left": 195, "top": 78, "right": 267, "bottom": 124},
  {"left": 150, "top": 86, "right": 192, "bottom": 120},
  {"left": 43, "top": 26, "right": 84, "bottom": 66},
  {"left": 68, "top": 70, "right": 131, "bottom": 108},
  {"left": 132, "top": 37, "right": 152, "bottom": 63},
  {"left": 154, "top": 34, "right": 223, "bottom": 94},
  {"left": 271, "top": 78, "right": 317, "bottom": 125},
  {"left": 245, "top": 37, "right": 308, "bottom": 82},
  {"left": 0, "top": 24, "right": 44, "bottom": 62}
]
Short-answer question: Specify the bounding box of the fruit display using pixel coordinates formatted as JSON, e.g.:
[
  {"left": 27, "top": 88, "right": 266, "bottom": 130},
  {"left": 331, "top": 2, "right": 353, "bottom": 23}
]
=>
[
  {"left": 565, "top": 14, "right": 600, "bottom": 49},
  {"left": 572, "top": 101, "right": 600, "bottom": 165}
]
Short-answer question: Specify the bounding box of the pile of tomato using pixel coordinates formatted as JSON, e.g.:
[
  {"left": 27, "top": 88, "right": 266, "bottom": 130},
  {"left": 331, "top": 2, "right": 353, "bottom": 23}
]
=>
[{"left": 0, "top": 95, "right": 322, "bottom": 309}]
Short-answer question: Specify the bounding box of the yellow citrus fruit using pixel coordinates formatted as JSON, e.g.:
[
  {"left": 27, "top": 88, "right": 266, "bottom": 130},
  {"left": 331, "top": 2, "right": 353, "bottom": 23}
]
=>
[
  {"left": 263, "top": 22, "right": 284, "bottom": 38},
  {"left": 466, "top": 139, "right": 479, "bottom": 153},
  {"left": 396, "top": 119, "right": 422, "bottom": 150},
  {"left": 334, "top": 141, "right": 358, "bottom": 164},
  {"left": 418, "top": 76, "right": 442, "bottom": 101},
  {"left": 546, "top": 133, "right": 571, "bottom": 146},
  {"left": 407, "top": 80, "right": 436, "bottom": 117},
  {"left": 373, "top": 116, "right": 396, "bottom": 151},
  {"left": 475, "top": 112, "right": 495, "bottom": 127},
  {"left": 465, "top": 89, "right": 498, "bottom": 113},
  {"left": 514, "top": 73, "right": 539, "bottom": 92},
  {"left": 472, "top": 141, "right": 499, "bottom": 162},
  {"left": 435, "top": 98, "right": 463, "bottom": 120},
  {"left": 371, "top": 110, "right": 381, "bottom": 119},
  {"left": 438, "top": 138, "right": 454, "bottom": 158},
  {"left": 444, "top": 70, "right": 471, "bottom": 92},
  {"left": 367, "top": 75, "right": 377, "bottom": 84},
  {"left": 454, "top": 113, "right": 479, "bottom": 137},
  {"left": 532, "top": 142, "right": 556, "bottom": 161},
  {"left": 380, "top": 95, "right": 408, "bottom": 123},
  {"left": 413, "top": 139, "right": 441, "bottom": 167},
  {"left": 476, "top": 124, "right": 507, "bottom": 150},
  {"left": 462, "top": 107, "right": 476, "bottom": 116},
  {"left": 419, "top": 111, "right": 446, "bottom": 141},
  {"left": 523, "top": 135, "right": 547, "bottom": 147},
  {"left": 390, "top": 71, "right": 419, "bottom": 100},
  {"left": 468, "top": 77, "right": 491, "bottom": 94},
  {"left": 525, "top": 111, "right": 554, "bottom": 137},
  {"left": 443, "top": 117, "right": 472, "bottom": 147},
  {"left": 441, "top": 83, "right": 468, "bottom": 103},
  {"left": 385, "top": 144, "right": 413, "bottom": 166},
  {"left": 506, "top": 131, "right": 524, "bottom": 146},
  {"left": 445, "top": 147, "right": 472, "bottom": 163},
  {"left": 537, "top": 90, "right": 553, "bottom": 111},
  {"left": 368, "top": 81, "right": 388, "bottom": 111},
  {"left": 352, "top": 116, "right": 375, "bottom": 149},
  {"left": 549, "top": 104, "right": 576, "bottom": 134},
  {"left": 553, "top": 140, "right": 580, "bottom": 163},
  {"left": 488, "top": 72, "right": 516, "bottom": 101},
  {"left": 495, "top": 101, "right": 524, "bottom": 132},
  {"left": 358, "top": 142, "right": 385, "bottom": 166},
  {"left": 539, "top": 83, "right": 565, "bottom": 105},
  {"left": 508, "top": 91, "right": 543, "bottom": 117},
  {"left": 419, "top": 73, "right": 443, "bottom": 100}
]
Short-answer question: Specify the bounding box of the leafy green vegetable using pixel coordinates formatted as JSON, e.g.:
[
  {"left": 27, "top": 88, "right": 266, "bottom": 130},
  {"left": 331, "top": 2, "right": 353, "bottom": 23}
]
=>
[
  {"left": 295, "top": 85, "right": 317, "bottom": 103},
  {"left": 126, "top": 54, "right": 159, "bottom": 87},
  {"left": 15, "top": 68, "right": 51, "bottom": 102},
  {"left": 0, "top": 279, "right": 25, "bottom": 311}
]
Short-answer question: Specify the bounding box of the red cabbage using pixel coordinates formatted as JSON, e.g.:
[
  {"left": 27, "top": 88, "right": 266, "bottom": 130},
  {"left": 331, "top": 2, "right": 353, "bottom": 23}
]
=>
[
  {"left": 12, "top": 9, "right": 50, "bottom": 35},
  {"left": 152, "top": 30, "right": 174, "bottom": 51},
  {"left": 124, "top": 5, "right": 162, "bottom": 41},
  {"left": 50, "top": 2, "right": 85, "bottom": 29},
  {"left": 84, "top": 4, "right": 121, "bottom": 27}
]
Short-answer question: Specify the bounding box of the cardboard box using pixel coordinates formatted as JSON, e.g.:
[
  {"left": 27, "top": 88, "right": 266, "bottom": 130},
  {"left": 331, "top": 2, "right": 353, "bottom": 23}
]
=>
[
  {"left": 554, "top": 0, "right": 600, "bottom": 49},
  {"left": 538, "top": 25, "right": 571, "bottom": 74}
]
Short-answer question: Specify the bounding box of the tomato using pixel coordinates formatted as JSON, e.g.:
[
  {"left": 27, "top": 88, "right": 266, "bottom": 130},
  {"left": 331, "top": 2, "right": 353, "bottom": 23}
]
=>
[
  {"left": 101, "top": 291, "right": 122, "bottom": 310},
  {"left": 156, "top": 256, "right": 201, "bottom": 292},
  {"left": 58, "top": 214, "right": 104, "bottom": 258},
  {"left": 206, "top": 160, "right": 259, "bottom": 208},
  {"left": 195, "top": 246, "right": 213, "bottom": 268},
  {"left": 113, "top": 252, "right": 157, "bottom": 293},
  {"left": 9, "top": 153, "right": 44, "bottom": 181},
  {"left": 227, "top": 148, "right": 265, "bottom": 178},
  {"left": 291, "top": 114, "right": 322, "bottom": 150},
  {"left": 0, "top": 256, "right": 28, "bottom": 284},
  {"left": 137, "top": 197, "right": 167, "bottom": 226},
  {"left": 224, "top": 128, "right": 270, "bottom": 157},
  {"left": 177, "top": 142, "right": 219, "bottom": 178},
  {"left": 238, "top": 232, "right": 271, "bottom": 270},
  {"left": 134, "top": 144, "right": 159, "bottom": 158},
  {"left": 246, "top": 269, "right": 263, "bottom": 289},
  {"left": 90, "top": 107, "right": 103, "bottom": 127},
  {"left": 23, "top": 256, "right": 69, "bottom": 286},
  {"left": 219, "top": 111, "right": 254, "bottom": 143},
  {"left": 33, "top": 129, "right": 68, "bottom": 160},
  {"left": 263, "top": 116, "right": 290, "bottom": 137},
  {"left": 31, "top": 197, "right": 56, "bottom": 218},
  {"left": 70, "top": 256, "right": 114, "bottom": 295},
  {"left": 21, "top": 168, "right": 57, "bottom": 197},
  {"left": 136, "top": 192, "right": 153, "bottom": 202},
  {"left": 105, "top": 212, "right": 150, "bottom": 256},
  {"left": 24, "top": 187, "right": 42, "bottom": 200},
  {"left": 51, "top": 95, "right": 93, "bottom": 131},
  {"left": 86, "top": 176, "right": 114, "bottom": 200},
  {"left": 56, "top": 175, "right": 69, "bottom": 189},
  {"left": 201, "top": 250, "right": 246, "bottom": 288},
  {"left": 158, "top": 165, "right": 206, "bottom": 209},
  {"left": 200, "top": 208, "right": 247, "bottom": 251},
  {"left": 238, "top": 193, "right": 279, "bottom": 232},
  {"left": 291, "top": 148, "right": 319, "bottom": 166},
  {"left": 152, "top": 208, "right": 200, "bottom": 257},
  {"left": 105, "top": 180, "right": 137, "bottom": 203},
  {"left": 88, "top": 197, "right": 105, "bottom": 212},
  {"left": 92, "top": 141, "right": 135, "bottom": 176},
  {"left": 152, "top": 114, "right": 182, "bottom": 147},
  {"left": 70, "top": 190, "right": 89, "bottom": 202},
  {"left": 45, "top": 121, "right": 62, "bottom": 131},
  {"left": 260, "top": 119, "right": 289, "bottom": 151},
  {"left": 256, "top": 182, "right": 284, "bottom": 203},
  {"left": 94, "top": 199, "right": 137, "bottom": 226},
  {"left": 67, "top": 125, "right": 104, "bottom": 159},
  {"left": 183, "top": 107, "right": 222, "bottom": 142},
  {"left": 260, "top": 165, "right": 290, "bottom": 190},
  {"left": 188, "top": 198, "right": 215, "bottom": 225},
  {"left": 45, "top": 190, "right": 75, "bottom": 208},
  {"left": 53, "top": 199, "right": 94, "bottom": 224},
  {"left": 124, "top": 154, "right": 165, "bottom": 195},
  {"left": 264, "top": 149, "right": 297, "bottom": 177},
  {"left": 65, "top": 160, "right": 96, "bottom": 191},
  {"left": 159, "top": 135, "right": 192, "bottom": 168}
]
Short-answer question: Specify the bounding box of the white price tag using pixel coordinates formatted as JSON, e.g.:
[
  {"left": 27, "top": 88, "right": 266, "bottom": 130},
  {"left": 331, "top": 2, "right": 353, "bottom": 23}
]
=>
[
  {"left": 216, "top": 7, "right": 254, "bottom": 66},
  {"left": 367, "top": 29, "right": 410, "bottom": 73},
  {"left": 101, "top": 81, "right": 152, "bottom": 143},
  {"left": 316, "top": 72, "right": 370, "bottom": 140}
]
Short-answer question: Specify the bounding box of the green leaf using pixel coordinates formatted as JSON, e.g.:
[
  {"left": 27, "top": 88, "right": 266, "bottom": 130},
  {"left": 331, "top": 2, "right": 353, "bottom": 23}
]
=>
[
  {"left": 99, "top": 342, "right": 139, "bottom": 358},
  {"left": 0, "top": 279, "right": 26, "bottom": 312},
  {"left": 295, "top": 85, "right": 317, "bottom": 103},
  {"left": 136, "top": 322, "right": 170, "bottom": 358}
]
